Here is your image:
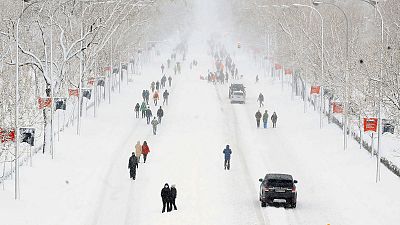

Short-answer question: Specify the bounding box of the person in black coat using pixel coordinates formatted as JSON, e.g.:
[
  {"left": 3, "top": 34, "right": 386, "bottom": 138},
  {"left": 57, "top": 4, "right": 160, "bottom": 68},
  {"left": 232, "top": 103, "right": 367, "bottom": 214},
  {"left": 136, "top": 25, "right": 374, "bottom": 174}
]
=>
[
  {"left": 128, "top": 152, "right": 138, "bottom": 180},
  {"left": 145, "top": 107, "right": 152, "bottom": 124},
  {"left": 157, "top": 106, "right": 164, "bottom": 124},
  {"left": 170, "top": 184, "right": 177, "bottom": 210},
  {"left": 134, "top": 103, "right": 140, "bottom": 118},
  {"left": 161, "top": 183, "right": 172, "bottom": 213}
]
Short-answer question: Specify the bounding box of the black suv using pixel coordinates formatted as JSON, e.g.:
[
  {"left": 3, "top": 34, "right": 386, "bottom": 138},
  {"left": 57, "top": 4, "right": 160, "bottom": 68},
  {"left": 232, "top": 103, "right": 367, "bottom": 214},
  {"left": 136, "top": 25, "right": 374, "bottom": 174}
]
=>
[{"left": 258, "top": 173, "right": 298, "bottom": 208}]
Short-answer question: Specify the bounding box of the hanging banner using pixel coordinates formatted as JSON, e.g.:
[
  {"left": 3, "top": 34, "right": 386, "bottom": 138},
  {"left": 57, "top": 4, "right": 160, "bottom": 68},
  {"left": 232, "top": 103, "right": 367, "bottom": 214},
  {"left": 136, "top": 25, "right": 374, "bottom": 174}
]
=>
[
  {"left": 284, "top": 69, "right": 292, "bottom": 75},
  {"left": 82, "top": 89, "right": 92, "bottom": 100},
  {"left": 38, "top": 97, "right": 52, "bottom": 109},
  {"left": 0, "top": 128, "right": 15, "bottom": 143},
  {"left": 364, "top": 118, "right": 378, "bottom": 132},
  {"left": 68, "top": 89, "right": 79, "bottom": 97},
  {"left": 332, "top": 102, "right": 343, "bottom": 114},
  {"left": 275, "top": 64, "right": 282, "bottom": 70},
  {"left": 20, "top": 127, "right": 35, "bottom": 146},
  {"left": 310, "top": 86, "right": 321, "bottom": 94},
  {"left": 54, "top": 97, "right": 67, "bottom": 111},
  {"left": 104, "top": 66, "right": 111, "bottom": 72},
  {"left": 87, "top": 78, "right": 95, "bottom": 86}
]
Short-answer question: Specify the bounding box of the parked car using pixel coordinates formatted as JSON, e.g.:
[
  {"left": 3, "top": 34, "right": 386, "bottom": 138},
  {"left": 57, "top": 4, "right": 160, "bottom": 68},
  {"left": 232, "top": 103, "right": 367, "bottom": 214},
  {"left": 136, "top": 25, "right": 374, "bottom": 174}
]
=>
[
  {"left": 230, "top": 91, "right": 245, "bottom": 104},
  {"left": 258, "top": 173, "right": 298, "bottom": 208}
]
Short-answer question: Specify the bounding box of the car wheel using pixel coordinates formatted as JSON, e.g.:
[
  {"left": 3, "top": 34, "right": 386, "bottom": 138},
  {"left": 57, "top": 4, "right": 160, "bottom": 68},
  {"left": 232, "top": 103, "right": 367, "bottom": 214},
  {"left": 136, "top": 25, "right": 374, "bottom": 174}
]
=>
[{"left": 261, "top": 201, "right": 267, "bottom": 207}]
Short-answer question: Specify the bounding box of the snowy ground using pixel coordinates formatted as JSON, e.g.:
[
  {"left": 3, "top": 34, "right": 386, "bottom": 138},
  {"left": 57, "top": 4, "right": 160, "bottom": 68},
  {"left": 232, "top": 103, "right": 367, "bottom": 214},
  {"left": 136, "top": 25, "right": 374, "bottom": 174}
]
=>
[{"left": 1, "top": 41, "right": 400, "bottom": 225}]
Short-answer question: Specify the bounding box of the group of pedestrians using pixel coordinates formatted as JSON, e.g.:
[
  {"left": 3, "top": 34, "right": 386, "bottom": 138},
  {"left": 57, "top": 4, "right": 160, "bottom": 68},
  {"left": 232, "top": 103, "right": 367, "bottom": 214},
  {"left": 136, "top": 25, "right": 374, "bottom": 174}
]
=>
[
  {"left": 255, "top": 93, "right": 278, "bottom": 128},
  {"left": 161, "top": 183, "right": 178, "bottom": 213},
  {"left": 128, "top": 140, "right": 151, "bottom": 180}
]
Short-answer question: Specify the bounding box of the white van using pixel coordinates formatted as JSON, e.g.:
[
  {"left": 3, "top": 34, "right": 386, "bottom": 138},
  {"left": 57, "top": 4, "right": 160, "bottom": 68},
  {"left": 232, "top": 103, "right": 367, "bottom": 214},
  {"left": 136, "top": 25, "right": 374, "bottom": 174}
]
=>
[{"left": 230, "top": 91, "right": 245, "bottom": 104}]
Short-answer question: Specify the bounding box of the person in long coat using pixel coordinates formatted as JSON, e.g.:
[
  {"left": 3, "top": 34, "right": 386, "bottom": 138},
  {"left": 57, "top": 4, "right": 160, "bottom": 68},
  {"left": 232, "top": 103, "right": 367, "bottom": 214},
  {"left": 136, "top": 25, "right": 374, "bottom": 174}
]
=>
[
  {"left": 262, "top": 110, "right": 269, "bottom": 128},
  {"left": 134, "top": 103, "right": 140, "bottom": 118},
  {"left": 170, "top": 184, "right": 178, "bottom": 210},
  {"left": 128, "top": 152, "right": 138, "bottom": 180},
  {"left": 271, "top": 112, "right": 278, "bottom": 128},
  {"left": 161, "top": 183, "right": 172, "bottom": 213},
  {"left": 142, "top": 141, "right": 150, "bottom": 163},
  {"left": 135, "top": 141, "right": 142, "bottom": 163},
  {"left": 255, "top": 110, "right": 262, "bottom": 128}
]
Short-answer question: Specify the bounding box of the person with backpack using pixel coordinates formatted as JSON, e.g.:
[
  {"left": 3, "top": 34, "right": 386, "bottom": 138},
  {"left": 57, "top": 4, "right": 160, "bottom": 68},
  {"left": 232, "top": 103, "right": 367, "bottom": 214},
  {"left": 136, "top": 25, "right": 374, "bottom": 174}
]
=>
[
  {"left": 255, "top": 110, "right": 262, "bottom": 128},
  {"left": 223, "top": 145, "right": 232, "bottom": 170},
  {"left": 135, "top": 141, "right": 142, "bottom": 163},
  {"left": 134, "top": 103, "right": 140, "bottom": 118},
  {"left": 271, "top": 112, "right": 278, "bottom": 128},
  {"left": 140, "top": 101, "right": 147, "bottom": 118},
  {"left": 157, "top": 106, "right": 164, "bottom": 124},
  {"left": 142, "top": 141, "right": 150, "bottom": 163},
  {"left": 262, "top": 110, "right": 269, "bottom": 128},
  {"left": 257, "top": 93, "right": 264, "bottom": 107},
  {"left": 146, "top": 107, "right": 152, "bottom": 124},
  {"left": 151, "top": 117, "right": 159, "bottom": 135},
  {"left": 163, "top": 90, "right": 169, "bottom": 105},
  {"left": 170, "top": 184, "right": 178, "bottom": 210},
  {"left": 153, "top": 91, "right": 159, "bottom": 106},
  {"left": 128, "top": 152, "right": 138, "bottom": 180}
]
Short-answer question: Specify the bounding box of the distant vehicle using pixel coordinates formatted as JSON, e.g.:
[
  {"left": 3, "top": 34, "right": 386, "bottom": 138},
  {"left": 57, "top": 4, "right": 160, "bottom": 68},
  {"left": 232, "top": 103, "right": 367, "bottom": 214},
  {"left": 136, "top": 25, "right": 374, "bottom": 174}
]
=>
[
  {"left": 230, "top": 91, "right": 245, "bottom": 104},
  {"left": 258, "top": 173, "right": 298, "bottom": 208},
  {"left": 229, "top": 83, "right": 246, "bottom": 99}
]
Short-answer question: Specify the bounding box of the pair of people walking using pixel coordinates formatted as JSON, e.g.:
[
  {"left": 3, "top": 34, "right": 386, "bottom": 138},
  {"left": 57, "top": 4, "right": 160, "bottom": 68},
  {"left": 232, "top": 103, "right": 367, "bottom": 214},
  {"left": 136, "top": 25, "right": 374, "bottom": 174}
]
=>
[
  {"left": 161, "top": 183, "right": 178, "bottom": 213},
  {"left": 128, "top": 141, "right": 151, "bottom": 180}
]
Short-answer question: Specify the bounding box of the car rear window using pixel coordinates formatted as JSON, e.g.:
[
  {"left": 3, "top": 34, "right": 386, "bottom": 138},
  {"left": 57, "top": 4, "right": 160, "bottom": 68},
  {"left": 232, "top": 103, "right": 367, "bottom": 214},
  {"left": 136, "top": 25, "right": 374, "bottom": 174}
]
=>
[{"left": 267, "top": 179, "right": 293, "bottom": 187}]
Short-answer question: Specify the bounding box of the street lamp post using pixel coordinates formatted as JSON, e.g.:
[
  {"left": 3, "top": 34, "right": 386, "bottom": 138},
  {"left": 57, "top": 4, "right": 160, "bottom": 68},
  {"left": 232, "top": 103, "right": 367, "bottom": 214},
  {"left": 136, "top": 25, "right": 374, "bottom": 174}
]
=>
[
  {"left": 313, "top": 0, "right": 350, "bottom": 150},
  {"left": 360, "top": 0, "right": 384, "bottom": 183}
]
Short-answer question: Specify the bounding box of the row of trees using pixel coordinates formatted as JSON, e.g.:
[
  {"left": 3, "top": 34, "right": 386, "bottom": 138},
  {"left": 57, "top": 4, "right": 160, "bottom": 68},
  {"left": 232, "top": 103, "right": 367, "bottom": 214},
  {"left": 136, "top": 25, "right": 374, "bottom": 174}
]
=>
[
  {"left": 231, "top": 0, "right": 400, "bottom": 131},
  {"left": 0, "top": 0, "right": 191, "bottom": 153}
]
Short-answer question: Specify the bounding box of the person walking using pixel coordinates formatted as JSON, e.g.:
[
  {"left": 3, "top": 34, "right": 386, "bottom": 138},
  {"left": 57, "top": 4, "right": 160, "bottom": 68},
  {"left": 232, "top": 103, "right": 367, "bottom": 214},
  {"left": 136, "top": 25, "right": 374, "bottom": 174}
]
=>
[
  {"left": 168, "top": 76, "right": 172, "bottom": 87},
  {"left": 163, "top": 90, "right": 169, "bottom": 105},
  {"left": 153, "top": 91, "right": 159, "bottom": 106},
  {"left": 167, "top": 58, "right": 171, "bottom": 68},
  {"left": 134, "top": 103, "right": 140, "bottom": 118},
  {"left": 257, "top": 93, "right": 264, "bottom": 107},
  {"left": 128, "top": 152, "right": 138, "bottom": 180},
  {"left": 145, "top": 90, "right": 150, "bottom": 104},
  {"left": 151, "top": 117, "right": 159, "bottom": 135},
  {"left": 255, "top": 110, "right": 262, "bottom": 128},
  {"left": 262, "top": 110, "right": 269, "bottom": 129},
  {"left": 142, "top": 90, "right": 146, "bottom": 102},
  {"left": 271, "top": 112, "right": 278, "bottom": 128},
  {"left": 156, "top": 81, "right": 160, "bottom": 91},
  {"left": 256, "top": 75, "right": 259, "bottom": 83},
  {"left": 151, "top": 81, "right": 155, "bottom": 92},
  {"left": 161, "top": 183, "right": 172, "bottom": 213},
  {"left": 146, "top": 107, "right": 152, "bottom": 124},
  {"left": 170, "top": 184, "right": 178, "bottom": 210},
  {"left": 135, "top": 141, "right": 142, "bottom": 163},
  {"left": 157, "top": 106, "right": 164, "bottom": 124},
  {"left": 140, "top": 101, "right": 147, "bottom": 118},
  {"left": 223, "top": 144, "right": 232, "bottom": 170},
  {"left": 142, "top": 141, "right": 150, "bottom": 163},
  {"left": 161, "top": 64, "right": 165, "bottom": 74}
]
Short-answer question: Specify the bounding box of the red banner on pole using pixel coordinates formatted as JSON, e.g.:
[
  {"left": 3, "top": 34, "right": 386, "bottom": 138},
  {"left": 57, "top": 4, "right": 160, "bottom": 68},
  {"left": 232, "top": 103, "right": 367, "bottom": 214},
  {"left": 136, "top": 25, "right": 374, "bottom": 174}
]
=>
[
  {"left": 275, "top": 64, "right": 282, "bottom": 70},
  {"left": 310, "top": 86, "right": 321, "bottom": 94},
  {"left": 68, "top": 89, "right": 79, "bottom": 97},
  {"left": 87, "top": 78, "right": 95, "bottom": 86},
  {"left": 104, "top": 66, "right": 111, "bottom": 71},
  {"left": 364, "top": 118, "right": 378, "bottom": 132},
  {"left": 333, "top": 102, "right": 343, "bottom": 113},
  {"left": 284, "top": 69, "right": 292, "bottom": 75},
  {"left": 0, "top": 128, "right": 15, "bottom": 143},
  {"left": 38, "top": 97, "right": 52, "bottom": 109}
]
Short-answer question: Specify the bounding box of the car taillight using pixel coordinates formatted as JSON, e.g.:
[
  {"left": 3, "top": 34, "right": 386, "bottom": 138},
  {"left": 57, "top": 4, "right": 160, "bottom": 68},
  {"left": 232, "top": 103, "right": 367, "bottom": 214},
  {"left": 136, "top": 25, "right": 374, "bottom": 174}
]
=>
[{"left": 292, "top": 186, "right": 297, "bottom": 192}]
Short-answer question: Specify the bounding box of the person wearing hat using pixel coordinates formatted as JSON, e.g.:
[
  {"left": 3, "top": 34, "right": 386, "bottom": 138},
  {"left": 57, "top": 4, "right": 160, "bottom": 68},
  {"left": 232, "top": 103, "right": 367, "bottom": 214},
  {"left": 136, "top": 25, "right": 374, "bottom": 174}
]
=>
[{"left": 161, "top": 183, "right": 171, "bottom": 213}]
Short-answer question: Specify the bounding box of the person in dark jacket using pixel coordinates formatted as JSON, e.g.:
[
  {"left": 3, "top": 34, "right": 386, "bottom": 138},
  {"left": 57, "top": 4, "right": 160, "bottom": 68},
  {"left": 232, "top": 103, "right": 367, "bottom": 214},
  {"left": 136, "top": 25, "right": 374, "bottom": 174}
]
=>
[
  {"left": 156, "top": 81, "right": 160, "bottom": 91},
  {"left": 271, "top": 112, "right": 278, "bottom": 128},
  {"left": 134, "top": 103, "right": 140, "bottom": 118},
  {"left": 145, "top": 90, "right": 150, "bottom": 104},
  {"left": 151, "top": 117, "right": 159, "bottom": 135},
  {"left": 157, "top": 106, "right": 164, "bottom": 124},
  {"left": 161, "top": 64, "right": 165, "bottom": 74},
  {"left": 142, "top": 90, "right": 146, "bottom": 102},
  {"left": 140, "top": 101, "right": 147, "bottom": 118},
  {"left": 146, "top": 107, "right": 152, "bottom": 124},
  {"left": 255, "top": 110, "right": 262, "bottom": 128},
  {"left": 161, "top": 183, "right": 172, "bottom": 213},
  {"left": 223, "top": 145, "right": 232, "bottom": 170},
  {"left": 151, "top": 82, "right": 155, "bottom": 92},
  {"left": 262, "top": 110, "right": 269, "bottom": 128},
  {"left": 128, "top": 152, "right": 138, "bottom": 180},
  {"left": 168, "top": 76, "right": 172, "bottom": 87},
  {"left": 257, "top": 93, "right": 264, "bottom": 107},
  {"left": 163, "top": 90, "right": 169, "bottom": 106},
  {"left": 170, "top": 184, "right": 178, "bottom": 210}
]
